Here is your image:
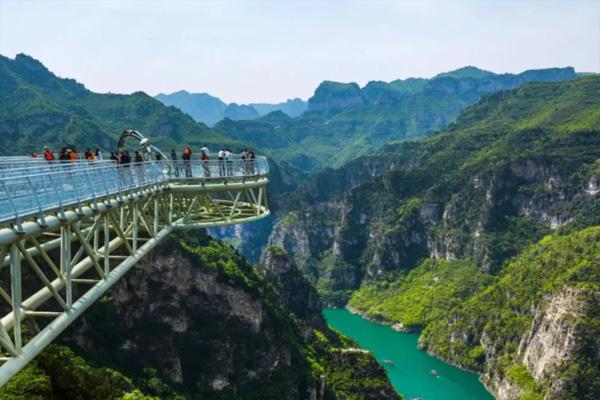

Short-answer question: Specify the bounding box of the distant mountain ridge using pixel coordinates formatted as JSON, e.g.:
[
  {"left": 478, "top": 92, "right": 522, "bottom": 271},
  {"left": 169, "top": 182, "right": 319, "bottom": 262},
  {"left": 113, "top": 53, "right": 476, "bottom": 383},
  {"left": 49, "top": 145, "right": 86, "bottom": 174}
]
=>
[
  {"left": 213, "top": 65, "right": 578, "bottom": 171},
  {"left": 0, "top": 53, "right": 235, "bottom": 154},
  {"left": 155, "top": 90, "right": 308, "bottom": 126},
  {"left": 307, "top": 66, "right": 576, "bottom": 112}
]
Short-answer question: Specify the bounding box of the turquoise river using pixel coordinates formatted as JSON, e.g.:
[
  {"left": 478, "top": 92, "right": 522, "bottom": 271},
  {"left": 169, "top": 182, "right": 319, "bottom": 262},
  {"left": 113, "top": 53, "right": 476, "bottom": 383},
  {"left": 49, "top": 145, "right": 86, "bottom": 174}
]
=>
[{"left": 323, "top": 308, "right": 494, "bottom": 400}]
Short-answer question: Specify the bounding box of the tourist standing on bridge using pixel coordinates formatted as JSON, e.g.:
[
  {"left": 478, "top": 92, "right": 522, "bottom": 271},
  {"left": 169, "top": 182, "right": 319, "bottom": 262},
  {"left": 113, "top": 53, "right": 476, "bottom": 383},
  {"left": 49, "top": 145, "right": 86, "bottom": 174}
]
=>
[
  {"left": 225, "top": 148, "right": 233, "bottom": 176},
  {"left": 68, "top": 149, "right": 78, "bottom": 161},
  {"left": 218, "top": 148, "right": 226, "bottom": 176},
  {"left": 43, "top": 146, "right": 54, "bottom": 162},
  {"left": 240, "top": 148, "right": 247, "bottom": 175},
  {"left": 95, "top": 148, "right": 103, "bottom": 160},
  {"left": 85, "top": 148, "right": 95, "bottom": 161},
  {"left": 110, "top": 152, "right": 119, "bottom": 163},
  {"left": 182, "top": 147, "right": 192, "bottom": 178},
  {"left": 247, "top": 149, "right": 255, "bottom": 175},
  {"left": 134, "top": 151, "right": 145, "bottom": 182},
  {"left": 171, "top": 149, "right": 179, "bottom": 177},
  {"left": 200, "top": 146, "right": 210, "bottom": 177},
  {"left": 120, "top": 150, "right": 131, "bottom": 165}
]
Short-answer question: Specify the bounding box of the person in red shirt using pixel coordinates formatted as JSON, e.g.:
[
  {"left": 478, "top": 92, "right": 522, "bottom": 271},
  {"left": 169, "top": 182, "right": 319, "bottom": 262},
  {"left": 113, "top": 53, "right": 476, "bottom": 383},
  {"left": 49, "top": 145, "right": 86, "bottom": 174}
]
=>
[{"left": 43, "top": 146, "right": 54, "bottom": 161}]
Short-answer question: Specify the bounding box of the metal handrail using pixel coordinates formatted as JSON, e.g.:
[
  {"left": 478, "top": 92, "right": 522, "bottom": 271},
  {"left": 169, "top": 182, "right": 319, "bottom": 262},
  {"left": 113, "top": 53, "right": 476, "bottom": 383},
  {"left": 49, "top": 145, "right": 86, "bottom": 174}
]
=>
[{"left": 0, "top": 156, "right": 269, "bottom": 225}]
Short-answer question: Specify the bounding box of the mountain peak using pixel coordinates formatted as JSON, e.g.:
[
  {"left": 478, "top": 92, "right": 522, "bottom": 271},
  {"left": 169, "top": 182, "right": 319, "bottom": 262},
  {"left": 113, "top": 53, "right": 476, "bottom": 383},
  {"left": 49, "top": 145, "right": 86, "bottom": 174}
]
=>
[
  {"left": 435, "top": 66, "right": 496, "bottom": 80},
  {"left": 308, "top": 81, "right": 365, "bottom": 112}
]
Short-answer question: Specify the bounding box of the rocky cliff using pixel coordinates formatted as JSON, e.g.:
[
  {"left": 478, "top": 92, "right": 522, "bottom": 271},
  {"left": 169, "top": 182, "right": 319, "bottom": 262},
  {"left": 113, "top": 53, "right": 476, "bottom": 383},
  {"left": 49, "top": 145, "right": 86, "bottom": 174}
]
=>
[
  {"left": 52, "top": 233, "right": 399, "bottom": 400},
  {"left": 268, "top": 77, "right": 600, "bottom": 305},
  {"left": 420, "top": 227, "right": 600, "bottom": 399},
  {"left": 263, "top": 77, "right": 600, "bottom": 399}
]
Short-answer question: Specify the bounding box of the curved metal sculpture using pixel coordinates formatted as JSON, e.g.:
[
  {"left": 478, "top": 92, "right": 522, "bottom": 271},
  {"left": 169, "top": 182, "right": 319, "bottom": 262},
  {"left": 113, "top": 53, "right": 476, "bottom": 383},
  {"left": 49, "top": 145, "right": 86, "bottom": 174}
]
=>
[
  {"left": 0, "top": 138, "right": 270, "bottom": 386},
  {"left": 117, "top": 129, "right": 169, "bottom": 161}
]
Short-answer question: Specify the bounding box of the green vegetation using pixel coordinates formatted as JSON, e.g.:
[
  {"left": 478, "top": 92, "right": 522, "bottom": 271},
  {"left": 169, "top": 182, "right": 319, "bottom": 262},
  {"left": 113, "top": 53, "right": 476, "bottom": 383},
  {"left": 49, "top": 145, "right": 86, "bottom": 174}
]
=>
[
  {"left": 421, "top": 226, "right": 600, "bottom": 398},
  {"left": 266, "top": 77, "right": 600, "bottom": 397},
  {"left": 0, "top": 54, "right": 241, "bottom": 155},
  {"left": 3, "top": 233, "right": 397, "bottom": 400},
  {"left": 277, "top": 76, "right": 600, "bottom": 305},
  {"left": 214, "top": 67, "right": 578, "bottom": 171},
  {"left": 0, "top": 344, "right": 159, "bottom": 400},
  {"left": 349, "top": 259, "right": 495, "bottom": 330}
]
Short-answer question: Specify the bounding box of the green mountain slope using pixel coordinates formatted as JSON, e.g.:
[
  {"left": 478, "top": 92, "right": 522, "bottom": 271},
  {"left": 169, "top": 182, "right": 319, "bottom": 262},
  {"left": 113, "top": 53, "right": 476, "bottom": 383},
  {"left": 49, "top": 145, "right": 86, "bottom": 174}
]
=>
[
  {"left": 267, "top": 76, "right": 600, "bottom": 399},
  {"left": 421, "top": 227, "right": 600, "bottom": 399},
  {"left": 0, "top": 54, "right": 232, "bottom": 155},
  {"left": 4, "top": 233, "right": 398, "bottom": 399},
  {"left": 214, "top": 67, "right": 578, "bottom": 171},
  {"left": 271, "top": 76, "right": 600, "bottom": 298}
]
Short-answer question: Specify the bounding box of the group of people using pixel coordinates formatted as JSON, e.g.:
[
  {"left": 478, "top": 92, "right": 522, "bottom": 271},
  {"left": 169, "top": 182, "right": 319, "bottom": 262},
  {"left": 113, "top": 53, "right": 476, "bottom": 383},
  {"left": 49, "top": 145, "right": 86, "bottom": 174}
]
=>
[
  {"left": 170, "top": 146, "right": 256, "bottom": 178},
  {"left": 33, "top": 145, "right": 151, "bottom": 165},
  {"left": 32, "top": 146, "right": 105, "bottom": 161},
  {"left": 31, "top": 144, "right": 259, "bottom": 179},
  {"left": 108, "top": 150, "right": 145, "bottom": 165}
]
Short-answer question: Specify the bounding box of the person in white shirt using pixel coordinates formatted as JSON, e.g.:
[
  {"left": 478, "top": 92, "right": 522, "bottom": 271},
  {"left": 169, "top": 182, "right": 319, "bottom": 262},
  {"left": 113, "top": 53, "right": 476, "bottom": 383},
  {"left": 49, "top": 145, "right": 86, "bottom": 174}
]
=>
[
  {"left": 225, "top": 148, "right": 232, "bottom": 176},
  {"left": 217, "top": 148, "right": 226, "bottom": 176}
]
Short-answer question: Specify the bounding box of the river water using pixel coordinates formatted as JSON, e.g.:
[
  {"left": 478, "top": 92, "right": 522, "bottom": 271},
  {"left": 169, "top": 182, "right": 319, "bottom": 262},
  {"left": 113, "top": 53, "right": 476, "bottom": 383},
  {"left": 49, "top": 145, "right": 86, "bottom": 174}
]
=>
[{"left": 323, "top": 308, "right": 494, "bottom": 400}]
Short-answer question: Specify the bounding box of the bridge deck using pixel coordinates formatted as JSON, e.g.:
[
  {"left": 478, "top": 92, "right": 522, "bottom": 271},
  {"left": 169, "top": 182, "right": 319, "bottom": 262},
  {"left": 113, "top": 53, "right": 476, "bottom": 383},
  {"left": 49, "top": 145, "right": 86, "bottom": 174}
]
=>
[
  {"left": 0, "top": 157, "right": 269, "bottom": 228},
  {"left": 0, "top": 153, "right": 270, "bottom": 386}
]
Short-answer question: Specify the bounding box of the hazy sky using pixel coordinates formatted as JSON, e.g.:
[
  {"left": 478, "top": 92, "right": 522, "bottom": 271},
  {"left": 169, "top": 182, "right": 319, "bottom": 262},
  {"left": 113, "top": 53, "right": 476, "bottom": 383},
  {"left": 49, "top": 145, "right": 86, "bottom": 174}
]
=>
[{"left": 0, "top": 0, "right": 599, "bottom": 103}]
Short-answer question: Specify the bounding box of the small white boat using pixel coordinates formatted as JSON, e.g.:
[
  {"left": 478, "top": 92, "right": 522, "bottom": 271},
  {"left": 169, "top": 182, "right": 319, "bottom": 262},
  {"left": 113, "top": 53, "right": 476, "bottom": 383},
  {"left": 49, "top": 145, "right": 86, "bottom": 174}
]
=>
[
  {"left": 383, "top": 359, "right": 394, "bottom": 366},
  {"left": 431, "top": 369, "right": 439, "bottom": 376}
]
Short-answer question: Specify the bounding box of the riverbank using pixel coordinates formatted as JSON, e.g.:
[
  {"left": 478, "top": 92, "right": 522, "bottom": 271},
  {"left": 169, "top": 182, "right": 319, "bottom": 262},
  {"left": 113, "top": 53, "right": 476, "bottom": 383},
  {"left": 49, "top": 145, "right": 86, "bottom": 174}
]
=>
[{"left": 324, "top": 308, "right": 495, "bottom": 400}]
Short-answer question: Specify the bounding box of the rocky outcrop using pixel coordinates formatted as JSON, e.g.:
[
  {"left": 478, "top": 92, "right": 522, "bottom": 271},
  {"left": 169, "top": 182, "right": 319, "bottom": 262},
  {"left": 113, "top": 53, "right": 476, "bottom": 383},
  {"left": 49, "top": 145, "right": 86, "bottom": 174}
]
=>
[
  {"left": 520, "top": 288, "right": 586, "bottom": 383},
  {"left": 62, "top": 233, "right": 399, "bottom": 399},
  {"left": 478, "top": 286, "right": 600, "bottom": 400},
  {"left": 308, "top": 81, "right": 365, "bottom": 112},
  {"left": 260, "top": 245, "right": 325, "bottom": 330}
]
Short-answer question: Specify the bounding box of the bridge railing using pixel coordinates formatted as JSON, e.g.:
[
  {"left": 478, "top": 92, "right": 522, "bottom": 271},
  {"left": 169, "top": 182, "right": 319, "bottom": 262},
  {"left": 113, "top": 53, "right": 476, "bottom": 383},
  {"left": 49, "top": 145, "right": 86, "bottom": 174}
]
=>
[
  {"left": 0, "top": 162, "right": 165, "bottom": 227},
  {"left": 0, "top": 160, "right": 116, "bottom": 179},
  {"left": 0, "top": 156, "right": 269, "bottom": 226},
  {"left": 168, "top": 157, "right": 269, "bottom": 180}
]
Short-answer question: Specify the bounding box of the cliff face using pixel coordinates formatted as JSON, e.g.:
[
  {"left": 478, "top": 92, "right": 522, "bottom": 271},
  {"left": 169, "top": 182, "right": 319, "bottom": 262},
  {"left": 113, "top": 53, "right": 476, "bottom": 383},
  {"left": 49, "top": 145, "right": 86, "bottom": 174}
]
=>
[
  {"left": 267, "top": 77, "right": 600, "bottom": 305},
  {"left": 261, "top": 77, "right": 600, "bottom": 399},
  {"left": 518, "top": 288, "right": 593, "bottom": 398},
  {"left": 308, "top": 81, "right": 365, "bottom": 112},
  {"left": 419, "top": 227, "right": 600, "bottom": 400},
  {"left": 60, "top": 233, "right": 398, "bottom": 400}
]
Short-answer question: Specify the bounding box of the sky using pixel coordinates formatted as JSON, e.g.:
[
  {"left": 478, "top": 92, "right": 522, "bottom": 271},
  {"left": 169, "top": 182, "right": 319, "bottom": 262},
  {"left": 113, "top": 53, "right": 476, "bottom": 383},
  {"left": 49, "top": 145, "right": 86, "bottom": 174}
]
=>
[{"left": 0, "top": 0, "right": 599, "bottom": 103}]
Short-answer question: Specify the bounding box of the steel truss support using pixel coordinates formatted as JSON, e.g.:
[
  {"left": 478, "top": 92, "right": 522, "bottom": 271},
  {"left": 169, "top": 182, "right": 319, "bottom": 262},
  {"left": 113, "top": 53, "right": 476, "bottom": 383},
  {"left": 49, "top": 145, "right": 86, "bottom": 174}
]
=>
[{"left": 0, "top": 180, "right": 269, "bottom": 386}]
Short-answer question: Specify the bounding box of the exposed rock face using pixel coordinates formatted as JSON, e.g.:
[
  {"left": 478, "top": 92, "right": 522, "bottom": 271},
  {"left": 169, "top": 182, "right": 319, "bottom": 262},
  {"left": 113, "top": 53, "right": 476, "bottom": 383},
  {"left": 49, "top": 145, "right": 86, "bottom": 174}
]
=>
[
  {"left": 63, "top": 234, "right": 399, "bottom": 399},
  {"left": 268, "top": 154, "right": 599, "bottom": 305},
  {"left": 66, "top": 237, "right": 298, "bottom": 395},
  {"left": 308, "top": 81, "right": 365, "bottom": 112},
  {"left": 261, "top": 245, "right": 326, "bottom": 332},
  {"left": 520, "top": 288, "right": 586, "bottom": 382},
  {"left": 478, "top": 286, "right": 600, "bottom": 400}
]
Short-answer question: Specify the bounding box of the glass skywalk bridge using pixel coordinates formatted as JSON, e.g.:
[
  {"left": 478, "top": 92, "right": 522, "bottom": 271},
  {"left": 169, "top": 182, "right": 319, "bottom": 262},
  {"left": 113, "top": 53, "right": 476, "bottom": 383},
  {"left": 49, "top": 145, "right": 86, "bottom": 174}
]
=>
[{"left": 0, "top": 151, "right": 270, "bottom": 385}]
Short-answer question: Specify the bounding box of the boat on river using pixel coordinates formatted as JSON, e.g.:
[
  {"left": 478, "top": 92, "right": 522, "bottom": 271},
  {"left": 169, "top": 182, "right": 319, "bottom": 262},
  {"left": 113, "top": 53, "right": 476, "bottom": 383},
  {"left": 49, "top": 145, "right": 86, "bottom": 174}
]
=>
[{"left": 431, "top": 369, "right": 439, "bottom": 376}]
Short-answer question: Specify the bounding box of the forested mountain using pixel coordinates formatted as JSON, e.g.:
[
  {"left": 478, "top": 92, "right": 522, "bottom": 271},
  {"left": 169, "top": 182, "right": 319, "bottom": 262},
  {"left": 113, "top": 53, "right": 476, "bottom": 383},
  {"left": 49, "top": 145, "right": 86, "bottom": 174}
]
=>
[
  {"left": 266, "top": 76, "right": 600, "bottom": 399},
  {"left": 0, "top": 54, "right": 234, "bottom": 155},
  {"left": 155, "top": 90, "right": 307, "bottom": 126},
  {"left": 213, "top": 66, "right": 578, "bottom": 172},
  {"left": 0, "top": 53, "right": 305, "bottom": 198},
  {"left": 1, "top": 233, "right": 398, "bottom": 400},
  {"left": 2, "top": 50, "right": 598, "bottom": 399}
]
